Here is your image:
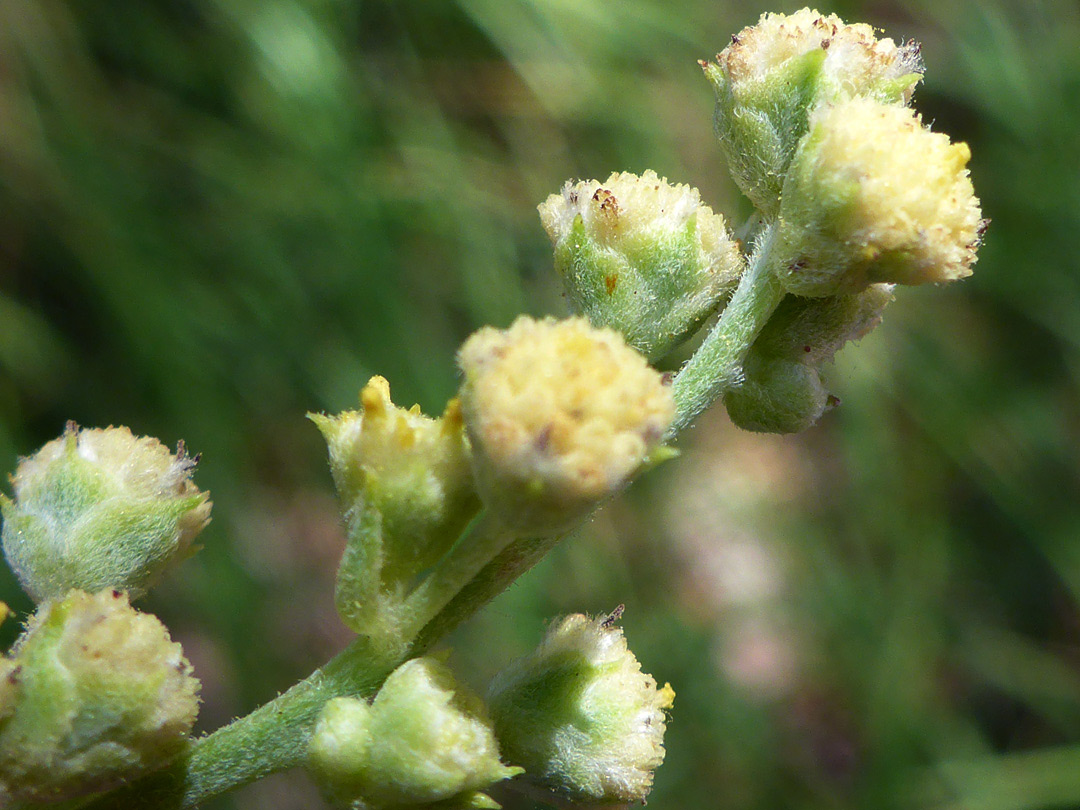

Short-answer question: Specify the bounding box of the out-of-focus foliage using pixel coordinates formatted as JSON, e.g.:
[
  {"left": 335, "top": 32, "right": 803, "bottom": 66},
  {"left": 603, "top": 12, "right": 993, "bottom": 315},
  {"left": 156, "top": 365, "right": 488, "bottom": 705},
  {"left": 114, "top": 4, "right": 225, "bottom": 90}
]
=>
[{"left": 1, "top": 1, "right": 1078, "bottom": 809}]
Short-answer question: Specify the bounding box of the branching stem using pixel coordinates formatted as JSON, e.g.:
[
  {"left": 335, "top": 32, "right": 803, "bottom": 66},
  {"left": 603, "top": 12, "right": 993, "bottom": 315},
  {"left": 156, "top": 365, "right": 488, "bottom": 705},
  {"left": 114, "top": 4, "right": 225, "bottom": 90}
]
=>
[
  {"left": 671, "top": 221, "right": 785, "bottom": 432},
  {"left": 400, "top": 510, "right": 518, "bottom": 640},
  {"left": 74, "top": 227, "right": 785, "bottom": 809}
]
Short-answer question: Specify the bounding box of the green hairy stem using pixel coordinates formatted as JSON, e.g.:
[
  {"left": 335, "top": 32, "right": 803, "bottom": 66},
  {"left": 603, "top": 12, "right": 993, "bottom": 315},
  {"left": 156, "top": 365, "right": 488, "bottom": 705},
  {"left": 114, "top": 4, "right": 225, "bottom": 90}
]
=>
[
  {"left": 670, "top": 222, "right": 785, "bottom": 434},
  {"left": 70, "top": 243, "right": 783, "bottom": 809}
]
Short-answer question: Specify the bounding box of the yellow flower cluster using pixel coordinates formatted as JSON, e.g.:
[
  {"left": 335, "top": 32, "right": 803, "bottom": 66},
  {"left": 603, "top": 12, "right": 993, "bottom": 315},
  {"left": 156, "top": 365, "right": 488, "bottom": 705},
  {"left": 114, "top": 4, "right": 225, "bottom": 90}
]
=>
[
  {"left": 458, "top": 316, "right": 674, "bottom": 532},
  {"left": 778, "top": 98, "right": 984, "bottom": 294}
]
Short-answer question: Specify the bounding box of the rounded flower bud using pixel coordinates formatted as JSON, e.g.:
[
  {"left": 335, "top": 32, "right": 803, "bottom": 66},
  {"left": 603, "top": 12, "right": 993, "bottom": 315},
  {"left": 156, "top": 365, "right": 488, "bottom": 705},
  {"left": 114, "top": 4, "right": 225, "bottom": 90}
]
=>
[
  {"left": 775, "top": 99, "right": 985, "bottom": 296},
  {"left": 308, "top": 657, "right": 521, "bottom": 808},
  {"left": 724, "top": 285, "right": 893, "bottom": 432},
  {"left": 311, "top": 378, "right": 480, "bottom": 637},
  {"left": 458, "top": 317, "right": 675, "bottom": 534},
  {"left": 724, "top": 354, "right": 831, "bottom": 435},
  {"left": 488, "top": 611, "right": 675, "bottom": 805},
  {"left": 538, "top": 170, "right": 744, "bottom": 360},
  {"left": 1, "top": 424, "right": 211, "bottom": 602},
  {"left": 702, "top": 9, "right": 923, "bottom": 215},
  {"left": 0, "top": 589, "right": 200, "bottom": 803}
]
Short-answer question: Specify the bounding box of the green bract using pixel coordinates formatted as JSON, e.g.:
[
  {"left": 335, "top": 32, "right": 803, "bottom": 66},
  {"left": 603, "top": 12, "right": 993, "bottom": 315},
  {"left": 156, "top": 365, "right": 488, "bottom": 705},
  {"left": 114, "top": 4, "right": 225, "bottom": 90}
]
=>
[
  {"left": 0, "top": 425, "right": 211, "bottom": 602},
  {"left": 308, "top": 657, "right": 521, "bottom": 808},
  {"left": 539, "top": 170, "right": 744, "bottom": 360},
  {"left": 724, "top": 284, "right": 893, "bottom": 432}
]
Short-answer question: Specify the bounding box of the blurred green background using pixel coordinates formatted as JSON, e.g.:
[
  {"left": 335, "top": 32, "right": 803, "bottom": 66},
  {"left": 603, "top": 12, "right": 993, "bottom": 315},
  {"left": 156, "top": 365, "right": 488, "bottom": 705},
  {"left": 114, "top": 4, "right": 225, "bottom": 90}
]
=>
[{"left": 2, "top": 0, "right": 1079, "bottom": 808}]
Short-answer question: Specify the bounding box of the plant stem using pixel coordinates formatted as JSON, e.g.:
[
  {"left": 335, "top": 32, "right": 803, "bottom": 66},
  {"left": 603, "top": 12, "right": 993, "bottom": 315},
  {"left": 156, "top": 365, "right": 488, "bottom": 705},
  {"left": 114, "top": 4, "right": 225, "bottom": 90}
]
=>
[
  {"left": 670, "top": 221, "right": 785, "bottom": 433},
  {"left": 78, "top": 637, "right": 400, "bottom": 810},
  {"left": 75, "top": 225, "right": 786, "bottom": 809},
  {"left": 400, "top": 510, "right": 518, "bottom": 639},
  {"left": 415, "top": 533, "right": 563, "bottom": 649},
  {"left": 75, "top": 519, "right": 533, "bottom": 810}
]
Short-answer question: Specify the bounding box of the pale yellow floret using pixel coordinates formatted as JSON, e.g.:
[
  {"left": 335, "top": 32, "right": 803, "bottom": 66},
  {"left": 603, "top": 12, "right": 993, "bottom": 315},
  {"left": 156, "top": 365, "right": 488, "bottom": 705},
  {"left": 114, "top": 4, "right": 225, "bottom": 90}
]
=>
[
  {"left": 717, "top": 8, "right": 922, "bottom": 101},
  {"left": 312, "top": 376, "right": 469, "bottom": 506},
  {"left": 788, "top": 98, "right": 983, "bottom": 289},
  {"left": 458, "top": 317, "right": 674, "bottom": 528},
  {"left": 359, "top": 375, "right": 466, "bottom": 441},
  {"left": 538, "top": 170, "right": 742, "bottom": 289}
]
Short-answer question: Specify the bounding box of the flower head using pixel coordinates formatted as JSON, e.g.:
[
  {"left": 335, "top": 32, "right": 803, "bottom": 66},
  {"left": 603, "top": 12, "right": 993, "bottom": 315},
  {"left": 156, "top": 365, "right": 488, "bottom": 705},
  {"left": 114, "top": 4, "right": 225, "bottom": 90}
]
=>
[
  {"left": 715, "top": 9, "right": 921, "bottom": 99},
  {"left": 308, "top": 657, "right": 520, "bottom": 808},
  {"left": 1, "top": 425, "right": 211, "bottom": 601},
  {"left": 725, "top": 283, "right": 894, "bottom": 431},
  {"left": 703, "top": 8, "right": 922, "bottom": 215},
  {"left": 458, "top": 317, "right": 674, "bottom": 533},
  {"left": 0, "top": 589, "right": 199, "bottom": 802},
  {"left": 488, "top": 611, "right": 674, "bottom": 805},
  {"left": 312, "top": 377, "right": 480, "bottom": 640},
  {"left": 776, "top": 98, "right": 984, "bottom": 295},
  {"left": 539, "top": 171, "right": 743, "bottom": 359},
  {"left": 312, "top": 377, "right": 477, "bottom": 581}
]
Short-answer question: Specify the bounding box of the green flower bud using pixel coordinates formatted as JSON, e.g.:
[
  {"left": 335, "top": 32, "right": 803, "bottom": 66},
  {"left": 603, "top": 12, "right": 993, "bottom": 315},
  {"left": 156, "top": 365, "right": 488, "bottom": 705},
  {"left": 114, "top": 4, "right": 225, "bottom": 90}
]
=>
[
  {"left": 458, "top": 317, "right": 675, "bottom": 535},
  {"left": 0, "top": 589, "right": 200, "bottom": 803},
  {"left": 538, "top": 170, "right": 744, "bottom": 360},
  {"left": 1, "top": 425, "right": 211, "bottom": 602},
  {"left": 308, "top": 657, "right": 521, "bottom": 808},
  {"left": 311, "top": 377, "right": 480, "bottom": 639},
  {"left": 488, "top": 611, "right": 675, "bottom": 806},
  {"left": 724, "top": 285, "right": 893, "bottom": 433},
  {"left": 724, "top": 353, "right": 831, "bottom": 435},
  {"left": 775, "top": 99, "right": 985, "bottom": 296},
  {"left": 702, "top": 9, "right": 922, "bottom": 216}
]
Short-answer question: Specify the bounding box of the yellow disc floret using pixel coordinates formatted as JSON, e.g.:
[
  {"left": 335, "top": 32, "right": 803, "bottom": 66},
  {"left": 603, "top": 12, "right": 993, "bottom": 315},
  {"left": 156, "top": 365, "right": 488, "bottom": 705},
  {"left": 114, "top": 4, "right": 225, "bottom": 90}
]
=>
[
  {"left": 777, "top": 98, "right": 984, "bottom": 295},
  {"left": 458, "top": 316, "right": 674, "bottom": 532}
]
